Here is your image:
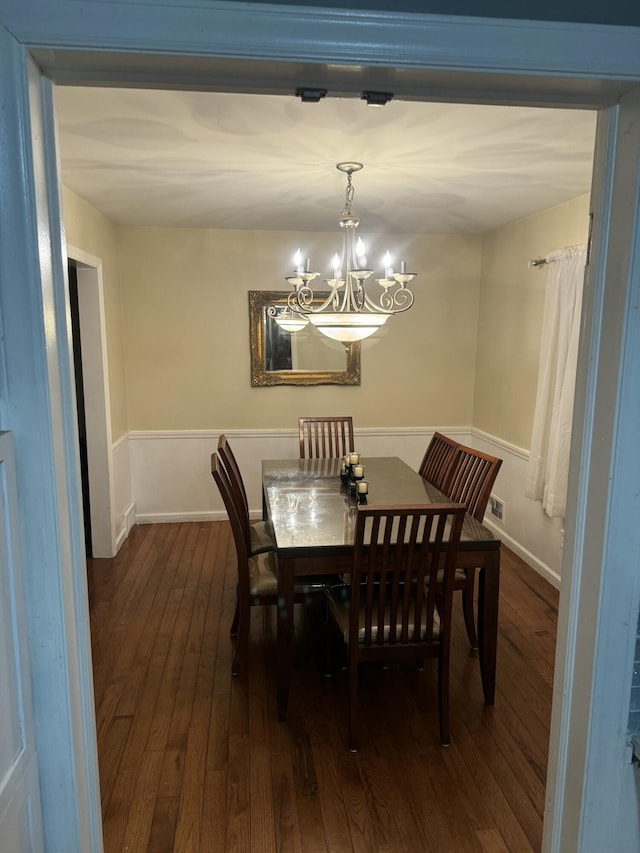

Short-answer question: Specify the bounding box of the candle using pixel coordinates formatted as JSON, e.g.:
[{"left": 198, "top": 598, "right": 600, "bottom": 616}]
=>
[
  {"left": 357, "top": 480, "right": 368, "bottom": 494},
  {"left": 305, "top": 257, "right": 311, "bottom": 272},
  {"left": 353, "top": 464, "right": 364, "bottom": 478},
  {"left": 400, "top": 260, "right": 407, "bottom": 274},
  {"left": 383, "top": 250, "right": 392, "bottom": 279},
  {"left": 349, "top": 452, "right": 360, "bottom": 464}
]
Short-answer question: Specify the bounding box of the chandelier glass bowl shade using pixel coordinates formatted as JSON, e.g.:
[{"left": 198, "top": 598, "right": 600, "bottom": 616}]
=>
[
  {"left": 268, "top": 305, "right": 310, "bottom": 333},
  {"left": 284, "top": 162, "right": 417, "bottom": 343}
]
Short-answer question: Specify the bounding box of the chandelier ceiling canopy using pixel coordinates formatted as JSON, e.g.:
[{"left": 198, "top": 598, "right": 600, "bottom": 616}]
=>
[{"left": 283, "top": 162, "right": 417, "bottom": 343}]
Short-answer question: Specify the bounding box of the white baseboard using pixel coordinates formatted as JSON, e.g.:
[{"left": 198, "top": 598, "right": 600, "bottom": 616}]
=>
[
  {"left": 483, "top": 517, "right": 561, "bottom": 589},
  {"left": 135, "top": 510, "right": 227, "bottom": 524},
  {"left": 115, "top": 525, "right": 128, "bottom": 552},
  {"left": 123, "top": 502, "right": 136, "bottom": 533}
]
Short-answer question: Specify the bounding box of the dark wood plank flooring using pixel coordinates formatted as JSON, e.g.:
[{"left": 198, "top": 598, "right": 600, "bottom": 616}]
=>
[{"left": 88, "top": 521, "right": 558, "bottom": 852}]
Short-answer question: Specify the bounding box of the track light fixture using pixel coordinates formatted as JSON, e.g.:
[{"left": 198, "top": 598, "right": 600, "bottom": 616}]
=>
[
  {"left": 295, "top": 87, "right": 328, "bottom": 103},
  {"left": 361, "top": 91, "right": 394, "bottom": 107}
]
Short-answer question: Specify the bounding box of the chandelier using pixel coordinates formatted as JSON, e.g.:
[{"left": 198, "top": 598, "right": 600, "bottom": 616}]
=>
[{"left": 284, "top": 162, "right": 417, "bottom": 342}]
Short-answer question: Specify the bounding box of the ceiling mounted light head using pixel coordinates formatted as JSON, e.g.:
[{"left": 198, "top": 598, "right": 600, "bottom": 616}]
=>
[
  {"left": 295, "top": 87, "right": 328, "bottom": 103},
  {"left": 361, "top": 91, "right": 394, "bottom": 107},
  {"left": 283, "top": 162, "right": 417, "bottom": 343}
]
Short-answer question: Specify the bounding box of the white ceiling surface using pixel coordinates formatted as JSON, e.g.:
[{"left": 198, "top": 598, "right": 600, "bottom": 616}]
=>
[{"left": 54, "top": 87, "right": 597, "bottom": 234}]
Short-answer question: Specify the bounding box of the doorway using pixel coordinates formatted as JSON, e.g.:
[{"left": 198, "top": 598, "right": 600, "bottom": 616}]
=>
[
  {"left": 4, "top": 10, "right": 640, "bottom": 852},
  {"left": 66, "top": 246, "right": 117, "bottom": 559},
  {"left": 68, "top": 258, "right": 92, "bottom": 556}
]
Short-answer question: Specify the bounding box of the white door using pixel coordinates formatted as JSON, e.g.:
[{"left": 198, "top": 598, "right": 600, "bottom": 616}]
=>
[{"left": 0, "top": 432, "right": 44, "bottom": 851}]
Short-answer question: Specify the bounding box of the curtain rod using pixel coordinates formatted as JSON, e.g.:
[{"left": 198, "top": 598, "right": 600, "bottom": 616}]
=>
[{"left": 529, "top": 244, "right": 586, "bottom": 269}]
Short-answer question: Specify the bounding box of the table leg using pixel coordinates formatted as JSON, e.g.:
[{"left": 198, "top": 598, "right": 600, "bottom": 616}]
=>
[
  {"left": 276, "top": 556, "right": 295, "bottom": 721},
  {"left": 477, "top": 548, "right": 500, "bottom": 705}
]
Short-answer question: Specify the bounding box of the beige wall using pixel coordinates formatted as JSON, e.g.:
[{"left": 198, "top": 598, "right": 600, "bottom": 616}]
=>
[
  {"left": 473, "top": 194, "right": 591, "bottom": 449},
  {"left": 117, "top": 226, "right": 482, "bottom": 429},
  {"left": 62, "top": 187, "right": 129, "bottom": 441},
  {"left": 61, "top": 187, "right": 590, "bottom": 444}
]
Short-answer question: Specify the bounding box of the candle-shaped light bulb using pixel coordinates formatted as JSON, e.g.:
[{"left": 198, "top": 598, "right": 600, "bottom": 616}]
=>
[
  {"left": 383, "top": 250, "right": 392, "bottom": 279},
  {"left": 356, "top": 237, "right": 367, "bottom": 269},
  {"left": 294, "top": 248, "right": 303, "bottom": 273},
  {"left": 332, "top": 253, "right": 342, "bottom": 278},
  {"left": 400, "top": 260, "right": 407, "bottom": 274},
  {"left": 305, "top": 257, "right": 311, "bottom": 272}
]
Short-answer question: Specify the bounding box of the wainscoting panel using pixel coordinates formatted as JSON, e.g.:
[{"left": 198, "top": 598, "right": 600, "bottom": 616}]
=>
[
  {"left": 115, "top": 426, "right": 562, "bottom": 585},
  {"left": 127, "top": 428, "right": 461, "bottom": 525},
  {"left": 113, "top": 433, "right": 133, "bottom": 552},
  {"left": 471, "top": 429, "right": 563, "bottom": 587}
]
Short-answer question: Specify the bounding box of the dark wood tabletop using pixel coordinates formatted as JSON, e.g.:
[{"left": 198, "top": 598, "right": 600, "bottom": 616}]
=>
[{"left": 263, "top": 456, "right": 499, "bottom": 557}]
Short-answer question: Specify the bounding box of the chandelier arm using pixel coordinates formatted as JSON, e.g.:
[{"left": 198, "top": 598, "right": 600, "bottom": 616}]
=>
[
  {"left": 290, "top": 285, "right": 342, "bottom": 314},
  {"left": 360, "top": 286, "right": 415, "bottom": 314},
  {"left": 345, "top": 275, "right": 367, "bottom": 312},
  {"left": 334, "top": 284, "right": 349, "bottom": 312},
  {"left": 391, "top": 287, "right": 415, "bottom": 311},
  {"left": 386, "top": 288, "right": 415, "bottom": 313},
  {"left": 361, "top": 289, "right": 390, "bottom": 314}
]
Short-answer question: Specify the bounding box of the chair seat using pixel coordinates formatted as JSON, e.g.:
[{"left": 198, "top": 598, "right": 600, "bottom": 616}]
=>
[
  {"left": 250, "top": 551, "right": 342, "bottom": 599},
  {"left": 429, "top": 567, "right": 472, "bottom": 587},
  {"left": 249, "top": 520, "right": 276, "bottom": 555},
  {"left": 249, "top": 551, "right": 279, "bottom": 596},
  {"left": 326, "top": 584, "right": 441, "bottom": 644}
]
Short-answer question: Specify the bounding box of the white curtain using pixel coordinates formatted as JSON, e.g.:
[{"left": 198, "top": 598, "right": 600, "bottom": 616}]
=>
[{"left": 525, "top": 245, "right": 587, "bottom": 518}]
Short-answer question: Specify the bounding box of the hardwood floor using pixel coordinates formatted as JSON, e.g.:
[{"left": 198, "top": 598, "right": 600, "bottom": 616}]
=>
[{"left": 88, "top": 521, "right": 559, "bottom": 852}]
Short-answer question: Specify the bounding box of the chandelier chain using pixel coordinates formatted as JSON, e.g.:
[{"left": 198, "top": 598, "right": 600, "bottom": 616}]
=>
[{"left": 342, "top": 172, "right": 355, "bottom": 217}]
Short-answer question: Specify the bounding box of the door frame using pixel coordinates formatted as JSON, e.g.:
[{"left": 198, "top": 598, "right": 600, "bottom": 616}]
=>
[
  {"left": 67, "top": 246, "right": 116, "bottom": 558},
  {"left": 1, "top": 3, "right": 640, "bottom": 851}
]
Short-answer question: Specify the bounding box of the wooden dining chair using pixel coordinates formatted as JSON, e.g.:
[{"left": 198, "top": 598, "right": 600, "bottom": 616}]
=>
[
  {"left": 217, "top": 434, "right": 275, "bottom": 557},
  {"left": 325, "top": 502, "right": 466, "bottom": 751},
  {"left": 445, "top": 444, "right": 502, "bottom": 649},
  {"left": 212, "top": 452, "right": 332, "bottom": 676},
  {"left": 298, "top": 416, "right": 354, "bottom": 459},
  {"left": 418, "top": 431, "right": 459, "bottom": 492}
]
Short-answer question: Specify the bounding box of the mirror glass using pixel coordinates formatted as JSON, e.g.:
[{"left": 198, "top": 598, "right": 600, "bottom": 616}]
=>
[{"left": 249, "top": 291, "right": 361, "bottom": 386}]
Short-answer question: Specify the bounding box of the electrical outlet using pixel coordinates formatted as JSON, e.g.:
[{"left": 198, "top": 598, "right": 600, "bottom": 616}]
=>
[{"left": 489, "top": 495, "right": 504, "bottom": 523}]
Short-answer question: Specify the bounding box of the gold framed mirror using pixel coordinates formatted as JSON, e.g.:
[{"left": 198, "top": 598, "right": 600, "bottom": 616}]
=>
[{"left": 249, "top": 291, "right": 361, "bottom": 386}]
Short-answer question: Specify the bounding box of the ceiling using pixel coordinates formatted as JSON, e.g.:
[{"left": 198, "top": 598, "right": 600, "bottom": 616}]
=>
[{"left": 54, "top": 86, "right": 597, "bottom": 235}]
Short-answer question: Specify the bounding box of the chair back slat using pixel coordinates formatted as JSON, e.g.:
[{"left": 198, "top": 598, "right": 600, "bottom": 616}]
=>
[
  {"left": 446, "top": 445, "right": 502, "bottom": 521},
  {"left": 211, "top": 453, "right": 250, "bottom": 593},
  {"left": 217, "top": 434, "right": 253, "bottom": 543},
  {"left": 350, "top": 504, "right": 465, "bottom": 651},
  {"left": 298, "top": 416, "right": 354, "bottom": 459},
  {"left": 419, "top": 432, "right": 459, "bottom": 492},
  {"left": 218, "top": 434, "right": 248, "bottom": 514}
]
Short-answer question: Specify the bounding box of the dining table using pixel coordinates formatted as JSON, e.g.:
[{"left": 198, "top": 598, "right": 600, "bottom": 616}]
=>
[{"left": 261, "top": 455, "right": 501, "bottom": 722}]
